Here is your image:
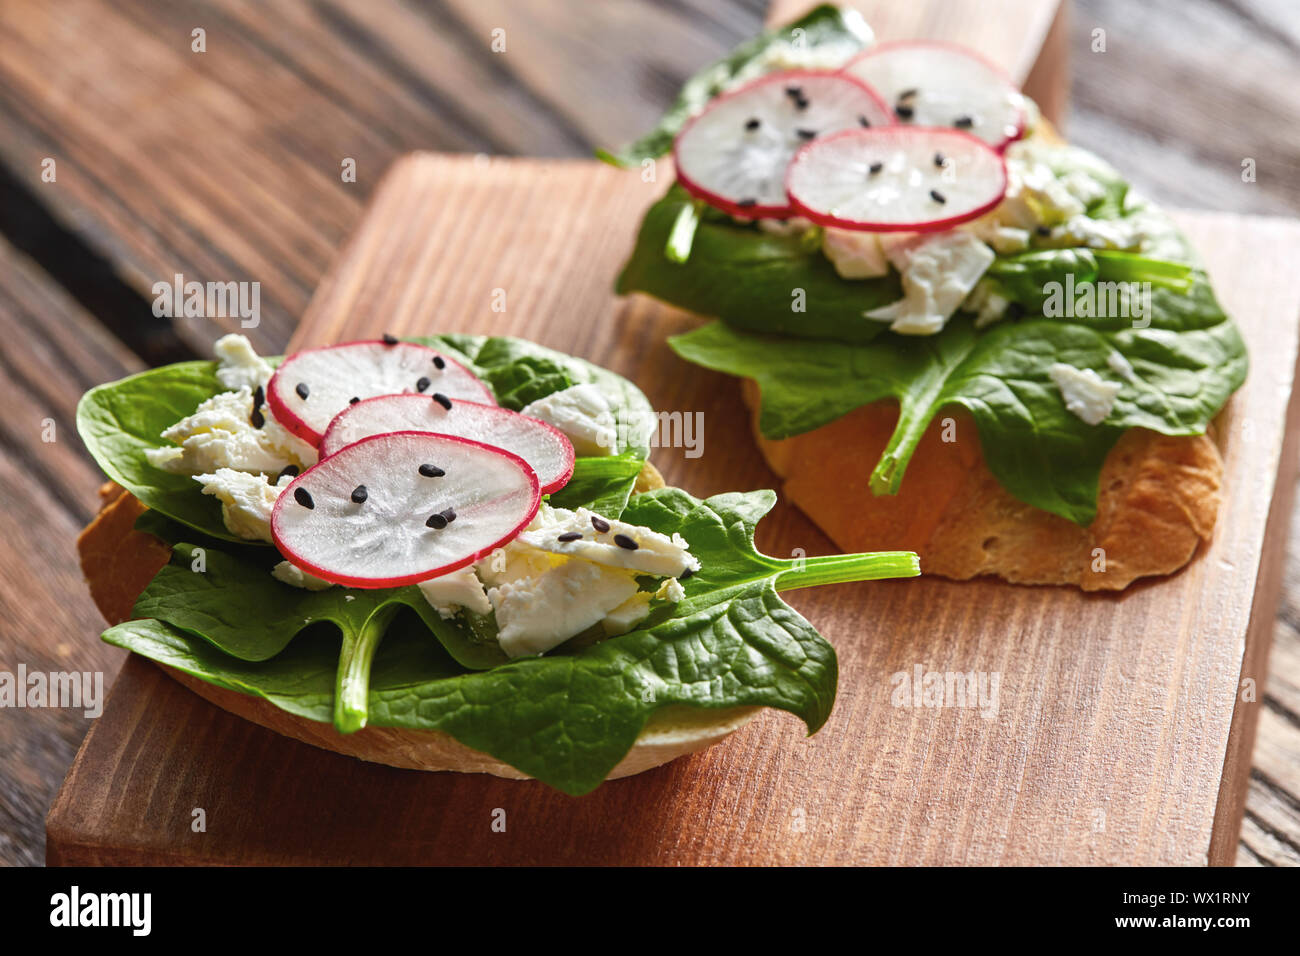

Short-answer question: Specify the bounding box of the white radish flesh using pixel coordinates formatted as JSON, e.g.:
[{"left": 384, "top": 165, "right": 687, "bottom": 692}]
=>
[
  {"left": 673, "top": 69, "right": 893, "bottom": 218},
  {"left": 843, "top": 42, "right": 1025, "bottom": 150},
  {"left": 267, "top": 340, "right": 494, "bottom": 445},
  {"left": 786, "top": 126, "right": 1007, "bottom": 232},
  {"left": 271, "top": 431, "right": 539, "bottom": 588},
  {"left": 320, "top": 394, "right": 574, "bottom": 494}
]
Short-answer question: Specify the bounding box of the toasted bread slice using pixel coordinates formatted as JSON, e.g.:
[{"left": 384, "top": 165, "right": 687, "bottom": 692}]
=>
[
  {"left": 742, "top": 380, "right": 1222, "bottom": 590},
  {"left": 78, "top": 465, "right": 757, "bottom": 781}
]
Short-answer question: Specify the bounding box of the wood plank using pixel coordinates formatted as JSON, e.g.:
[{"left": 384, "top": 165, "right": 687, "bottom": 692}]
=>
[
  {"left": 0, "top": 236, "right": 140, "bottom": 866},
  {"left": 45, "top": 155, "right": 1300, "bottom": 864}
]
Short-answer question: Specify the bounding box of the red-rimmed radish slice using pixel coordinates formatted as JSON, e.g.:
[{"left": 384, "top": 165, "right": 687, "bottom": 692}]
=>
[
  {"left": 271, "top": 431, "right": 539, "bottom": 588},
  {"left": 267, "top": 339, "right": 494, "bottom": 445},
  {"left": 843, "top": 41, "right": 1026, "bottom": 150},
  {"left": 320, "top": 393, "right": 575, "bottom": 494},
  {"left": 786, "top": 127, "right": 1007, "bottom": 232},
  {"left": 673, "top": 69, "right": 892, "bottom": 218}
]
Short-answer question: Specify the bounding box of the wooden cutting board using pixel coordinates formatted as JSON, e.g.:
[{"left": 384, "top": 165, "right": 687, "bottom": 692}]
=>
[
  {"left": 45, "top": 154, "right": 1300, "bottom": 865},
  {"left": 44, "top": 0, "right": 1300, "bottom": 865}
]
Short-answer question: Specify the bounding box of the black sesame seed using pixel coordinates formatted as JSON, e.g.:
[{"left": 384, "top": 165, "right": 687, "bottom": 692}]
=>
[
  {"left": 858, "top": 115, "right": 872, "bottom": 128},
  {"left": 432, "top": 392, "right": 452, "bottom": 410},
  {"left": 1036, "top": 225, "right": 1052, "bottom": 237},
  {"left": 869, "top": 161, "right": 883, "bottom": 175},
  {"left": 277, "top": 465, "right": 300, "bottom": 482},
  {"left": 350, "top": 485, "right": 368, "bottom": 504},
  {"left": 382, "top": 333, "right": 398, "bottom": 345},
  {"left": 954, "top": 115, "right": 974, "bottom": 128},
  {"left": 557, "top": 531, "right": 583, "bottom": 542},
  {"left": 793, "top": 95, "right": 809, "bottom": 110},
  {"left": 737, "top": 198, "right": 758, "bottom": 208},
  {"left": 613, "top": 534, "right": 639, "bottom": 551},
  {"left": 744, "top": 117, "right": 760, "bottom": 131},
  {"left": 294, "top": 487, "right": 314, "bottom": 509},
  {"left": 934, "top": 152, "right": 946, "bottom": 168},
  {"left": 432, "top": 355, "right": 446, "bottom": 370},
  {"left": 591, "top": 515, "right": 611, "bottom": 533},
  {"left": 416, "top": 376, "right": 431, "bottom": 392},
  {"left": 425, "top": 512, "right": 448, "bottom": 529},
  {"left": 796, "top": 128, "right": 817, "bottom": 140},
  {"left": 930, "top": 189, "right": 947, "bottom": 204},
  {"left": 784, "top": 85, "right": 802, "bottom": 99},
  {"left": 440, "top": 507, "right": 457, "bottom": 524},
  {"left": 895, "top": 104, "right": 914, "bottom": 120},
  {"left": 250, "top": 408, "right": 265, "bottom": 429},
  {"left": 418, "top": 463, "right": 445, "bottom": 478},
  {"left": 252, "top": 384, "right": 264, "bottom": 411},
  {"left": 295, "top": 382, "right": 309, "bottom": 400},
  {"left": 679, "top": 567, "right": 694, "bottom": 580},
  {"left": 349, "top": 396, "right": 360, "bottom": 405}
]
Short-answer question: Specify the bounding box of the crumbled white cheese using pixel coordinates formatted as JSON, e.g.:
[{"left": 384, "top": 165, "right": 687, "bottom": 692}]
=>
[
  {"left": 418, "top": 566, "right": 491, "bottom": 619},
  {"left": 520, "top": 384, "right": 617, "bottom": 457},
  {"left": 1048, "top": 363, "right": 1122, "bottom": 425},
  {"left": 1046, "top": 215, "right": 1147, "bottom": 251},
  {"left": 517, "top": 504, "right": 699, "bottom": 578},
  {"left": 822, "top": 228, "right": 890, "bottom": 279},
  {"left": 1106, "top": 351, "right": 1136, "bottom": 381},
  {"left": 961, "top": 215, "right": 1031, "bottom": 254},
  {"left": 491, "top": 559, "right": 641, "bottom": 658},
  {"left": 421, "top": 505, "right": 695, "bottom": 655},
  {"left": 195, "top": 468, "right": 289, "bottom": 542},
  {"left": 145, "top": 386, "right": 317, "bottom": 475},
  {"left": 963, "top": 279, "right": 1013, "bottom": 329},
  {"left": 995, "top": 143, "right": 1087, "bottom": 229},
  {"left": 1059, "top": 169, "right": 1108, "bottom": 207},
  {"left": 214, "top": 334, "right": 274, "bottom": 391},
  {"left": 865, "top": 232, "right": 995, "bottom": 335},
  {"left": 272, "top": 560, "right": 334, "bottom": 591}
]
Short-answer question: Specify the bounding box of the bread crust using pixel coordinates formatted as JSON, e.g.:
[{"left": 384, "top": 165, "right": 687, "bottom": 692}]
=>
[
  {"left": 742, "top": 380, "right": 1222, "bottom": 590},
  {"left": 79, "top": 466, "right": 756, "bottom": 782}
]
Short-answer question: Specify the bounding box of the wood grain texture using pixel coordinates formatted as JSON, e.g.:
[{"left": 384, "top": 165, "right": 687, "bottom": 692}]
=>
[
  {"left": 0, "top": 235, "right": 140, "bottom": 866},
  {"left": 4, "top": 0, "right": 1294, "bottom": 866},
  {"left": 45, "top": 157, "right": 1300, "bottom": 864}
]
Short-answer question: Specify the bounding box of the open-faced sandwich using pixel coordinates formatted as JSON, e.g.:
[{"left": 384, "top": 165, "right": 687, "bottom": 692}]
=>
[
  {"left": 607, "top": 5, "right": 1247, "bottom": 590},
  {"left": 75, "top": 332, "right": 917, "bottom": 794}
]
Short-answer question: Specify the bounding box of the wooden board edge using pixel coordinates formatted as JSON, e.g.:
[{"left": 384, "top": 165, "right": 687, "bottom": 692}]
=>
[{"left": 1206, "top": 354, "right": 1300, "bottom": 865}]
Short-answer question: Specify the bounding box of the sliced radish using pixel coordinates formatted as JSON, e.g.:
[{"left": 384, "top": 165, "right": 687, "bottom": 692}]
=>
[
  {"left": 673, "top": 69, "right": 893, "bottom": 218},
  {"left": 786, "top": 127, "right": 1007, "bottom": 232},
  {"left": 267, "top": 339, "right": 494, "bottom": 445},
  {"left": 843, "top": 41, "right": 1026, "bottom": 150},
  {"left": 320, "top": 394, "right": 575, "bottom": 494},
  {"left": 271, "top": 431, "right": 539, "bottom": 588}
]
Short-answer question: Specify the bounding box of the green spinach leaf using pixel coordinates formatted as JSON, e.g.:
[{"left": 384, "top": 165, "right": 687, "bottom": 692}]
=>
[
  {"left": 671, "top": 299, "right": 1245, "bottom": 526},
  {"left": 106, "top": 488, "right": 918, "bottom": 794},
  {"left": 617, "top": 185, "right": 900, "bottom": 341}
]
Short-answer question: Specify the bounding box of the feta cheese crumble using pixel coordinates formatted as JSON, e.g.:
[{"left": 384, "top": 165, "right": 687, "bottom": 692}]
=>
[
  {"left": 418, "top": 566, "right": 491, "bottom": 619},
  {"left": 417, "top": 503, "right": 697, "bottom": 658},
  {"left": 213, "top": 334, "right": 274, "bottom": 391},
  {"left": 146, "top": 386, "right": 317, "bottom": 476},
  {"left": 194, "top": 468, "right": 290, "bottom": 542},
  {"left": 822, "top": 228, "right": 890, "bottom": 279},
  {"left": 865, "top": 232, "right": 994, "bottom": 335},
  {"left": 272, "top": 560, "right": 334, "bottom": 591},
  {"left": 1048, "top": 363, "right": 1122, "bottom": 425},
  {"left": 520, "top": 384, "right": 618, "bottom": 457}
]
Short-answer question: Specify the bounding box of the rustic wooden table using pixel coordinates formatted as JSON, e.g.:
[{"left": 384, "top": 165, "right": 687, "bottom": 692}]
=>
[{"left": 1, "top": 0, "right": 1296, "bottom": 867}]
